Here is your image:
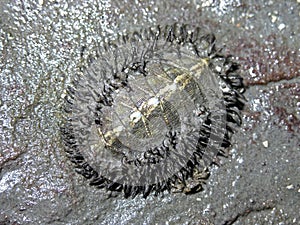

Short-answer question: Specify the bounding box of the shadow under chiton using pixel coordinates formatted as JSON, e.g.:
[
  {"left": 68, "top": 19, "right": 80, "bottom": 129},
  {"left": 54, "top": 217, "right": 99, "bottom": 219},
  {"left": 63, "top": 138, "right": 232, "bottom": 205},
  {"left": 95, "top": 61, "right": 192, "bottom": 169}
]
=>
[{"left": 61, "top": 24, "right": 245, "bottom": 198}]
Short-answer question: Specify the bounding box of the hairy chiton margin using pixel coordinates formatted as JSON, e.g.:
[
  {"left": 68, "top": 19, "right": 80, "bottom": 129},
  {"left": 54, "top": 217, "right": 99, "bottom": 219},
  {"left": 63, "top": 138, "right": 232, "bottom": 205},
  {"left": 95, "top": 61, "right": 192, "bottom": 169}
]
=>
[{"left": 61, "top": 24, "right": 245, "bottom": 198}]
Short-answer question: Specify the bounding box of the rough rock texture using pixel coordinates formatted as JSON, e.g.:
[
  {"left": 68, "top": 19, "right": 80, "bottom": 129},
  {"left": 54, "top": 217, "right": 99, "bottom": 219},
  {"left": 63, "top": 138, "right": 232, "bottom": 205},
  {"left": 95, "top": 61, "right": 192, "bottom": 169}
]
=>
[{"left": 0, "top": 0, "right": 299, "bottom": 224}]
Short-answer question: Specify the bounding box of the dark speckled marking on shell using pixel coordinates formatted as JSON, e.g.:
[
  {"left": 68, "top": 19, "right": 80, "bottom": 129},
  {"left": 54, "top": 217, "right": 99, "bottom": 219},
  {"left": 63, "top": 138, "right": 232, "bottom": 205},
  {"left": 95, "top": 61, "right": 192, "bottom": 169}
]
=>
[{"left": 61, "top": 24, "right": 245, "bottom": 198}]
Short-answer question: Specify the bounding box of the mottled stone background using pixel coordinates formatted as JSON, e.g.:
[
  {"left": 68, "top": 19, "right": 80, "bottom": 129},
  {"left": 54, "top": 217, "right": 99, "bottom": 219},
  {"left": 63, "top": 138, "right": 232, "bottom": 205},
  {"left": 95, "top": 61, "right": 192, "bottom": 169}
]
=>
[{"left": 0, "top": 0, "right": 299, "bottom": 224}]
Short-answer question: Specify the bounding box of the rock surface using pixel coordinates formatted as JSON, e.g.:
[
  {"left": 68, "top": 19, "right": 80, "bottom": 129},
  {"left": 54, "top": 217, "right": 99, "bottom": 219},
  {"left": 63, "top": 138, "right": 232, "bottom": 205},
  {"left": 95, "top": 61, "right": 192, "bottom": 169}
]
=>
[{"left": 0, "top": 0, "right": 299, "bottom": 224}]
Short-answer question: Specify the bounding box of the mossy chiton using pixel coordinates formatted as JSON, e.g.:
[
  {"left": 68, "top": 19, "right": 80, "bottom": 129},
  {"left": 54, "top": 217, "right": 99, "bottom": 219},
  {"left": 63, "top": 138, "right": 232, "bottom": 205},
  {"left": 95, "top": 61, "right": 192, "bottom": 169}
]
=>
[{"left": 61, "top": 24, "right": 245, "bottom": 198}]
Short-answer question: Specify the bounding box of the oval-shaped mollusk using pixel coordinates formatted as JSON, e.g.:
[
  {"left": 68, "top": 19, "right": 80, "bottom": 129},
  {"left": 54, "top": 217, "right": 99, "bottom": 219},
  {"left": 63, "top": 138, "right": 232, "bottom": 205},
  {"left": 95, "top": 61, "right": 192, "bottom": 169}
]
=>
[{"left": 61, "top": 24, "right": 245, "bottom": 198}]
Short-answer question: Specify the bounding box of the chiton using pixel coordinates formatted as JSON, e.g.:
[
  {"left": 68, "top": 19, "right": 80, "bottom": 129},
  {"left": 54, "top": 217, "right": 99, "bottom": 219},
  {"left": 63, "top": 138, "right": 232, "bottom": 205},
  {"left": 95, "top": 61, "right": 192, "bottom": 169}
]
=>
[{"left": 61, "top": 24, "right": 245, "bottom": 198}]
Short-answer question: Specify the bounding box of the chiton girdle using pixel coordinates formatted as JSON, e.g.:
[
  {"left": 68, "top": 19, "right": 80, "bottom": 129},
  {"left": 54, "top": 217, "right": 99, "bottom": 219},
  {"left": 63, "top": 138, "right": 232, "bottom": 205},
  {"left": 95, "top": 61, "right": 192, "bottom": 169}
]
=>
[{"left": 61, "top": 24, "right": 245, "bottom": 198}]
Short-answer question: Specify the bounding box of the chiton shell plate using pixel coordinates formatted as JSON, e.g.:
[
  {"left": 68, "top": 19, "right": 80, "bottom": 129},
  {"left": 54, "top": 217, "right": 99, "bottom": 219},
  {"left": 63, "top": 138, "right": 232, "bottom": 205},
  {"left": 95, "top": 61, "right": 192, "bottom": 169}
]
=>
[{"left": 61, "top": 24, "right": 245, "bottom": 198}]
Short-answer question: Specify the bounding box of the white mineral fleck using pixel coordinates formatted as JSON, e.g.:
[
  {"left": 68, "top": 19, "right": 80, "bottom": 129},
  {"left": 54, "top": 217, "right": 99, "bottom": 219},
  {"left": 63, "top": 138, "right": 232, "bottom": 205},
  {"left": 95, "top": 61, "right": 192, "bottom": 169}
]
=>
[
  {"left": 271, "top": 15, "right": 277, "bottom": 23},
  {"left": 262, "top": 140, "right": 269, "bottom": 148},
  {"left": 215, "top": 65, "right": 222, "bottom": 72},
  {"left": 249, "top": 67, "right": 256, "bottom": 77},
  {"left": 237, "top": 157, "right": 244, "bottom": 164},
  {"left": 278, "top": 23, "right": 286, "bottom": 31}
]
